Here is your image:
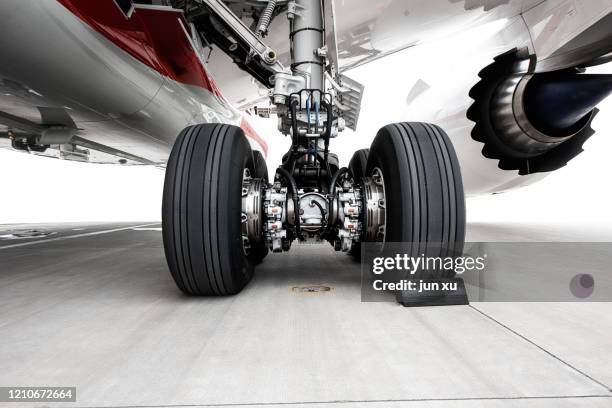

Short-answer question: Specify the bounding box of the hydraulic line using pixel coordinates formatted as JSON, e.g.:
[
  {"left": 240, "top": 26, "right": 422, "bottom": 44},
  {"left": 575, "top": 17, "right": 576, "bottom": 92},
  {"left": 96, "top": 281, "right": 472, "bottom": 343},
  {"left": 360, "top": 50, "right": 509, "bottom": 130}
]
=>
[
  {"left": 290, "top": 99, "right": 300, "bottom": 154},
  {"left": 311, "top": 199, "right": 326, "bottom": 217},
  {"left": 311, "top": 199, "right": 327, "bottom": 234},
  {"left": 314, "top": 100, "right": 319, "bottom": 160},
  {"left": 306, "top": 98, "right": 311, "bottom": 133},
  {"left": 276, "top": 167, "right": 301, "bottom": 238},
  {"left": 325, "top": 167, "right": 348, "bottom": 236},
  {"left": 321, "top": 100, "right": 333, "bottom": 180}
]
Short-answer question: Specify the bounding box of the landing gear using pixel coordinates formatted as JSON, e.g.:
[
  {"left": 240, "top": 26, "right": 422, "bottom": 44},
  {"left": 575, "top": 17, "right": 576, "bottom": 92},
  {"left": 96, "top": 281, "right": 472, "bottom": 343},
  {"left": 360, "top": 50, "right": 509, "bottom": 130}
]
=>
[
  {"left": 161, "top": 121, "right": 465, "bottom": 298},
  {"left": 162, "top": 124, "right": 256, "bottom": 296},
  {"left": 163, "top": 0, "right": 466, "bottom": 302}
]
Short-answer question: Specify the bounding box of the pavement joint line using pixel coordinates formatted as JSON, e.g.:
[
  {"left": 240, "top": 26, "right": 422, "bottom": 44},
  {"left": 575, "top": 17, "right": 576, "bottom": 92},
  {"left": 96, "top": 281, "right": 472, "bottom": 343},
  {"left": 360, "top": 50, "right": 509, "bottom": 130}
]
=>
[
  {"left": 55, "top": 394, "right": 612, "bottom": 408},
  {"left": 0, "top": 223, "right": 161, "bottom": 250},
  {"left": 469, "top": 304, "right": 612, "bottom": 393}
]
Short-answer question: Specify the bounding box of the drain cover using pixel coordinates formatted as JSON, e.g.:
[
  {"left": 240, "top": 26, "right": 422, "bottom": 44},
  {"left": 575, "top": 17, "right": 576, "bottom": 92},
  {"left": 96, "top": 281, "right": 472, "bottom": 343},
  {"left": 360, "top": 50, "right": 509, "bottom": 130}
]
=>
[{"left": 291, "top": 284, "right": 334, "bottom": 293}]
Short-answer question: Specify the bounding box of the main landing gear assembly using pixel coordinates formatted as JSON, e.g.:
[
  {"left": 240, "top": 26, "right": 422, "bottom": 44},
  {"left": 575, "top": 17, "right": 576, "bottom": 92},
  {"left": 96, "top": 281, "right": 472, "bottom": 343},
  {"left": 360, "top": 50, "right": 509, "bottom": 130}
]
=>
[{"left": 162, "top": 0, "right": 466, "bottom": 300}]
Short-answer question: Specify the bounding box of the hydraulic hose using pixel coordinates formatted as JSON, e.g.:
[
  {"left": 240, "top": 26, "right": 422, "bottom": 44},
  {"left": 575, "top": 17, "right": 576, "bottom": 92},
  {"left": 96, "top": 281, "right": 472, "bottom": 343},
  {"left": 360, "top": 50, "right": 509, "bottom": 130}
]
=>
[
  {"left": 311, "top": 199, "right": 326, "bottom": 218},
  {"left": 314, "top": 100, "right": 320, "bottom": 160},
  {"left": 276, "top": 167, "right": 301, "bottom": 238},
  {"left": 321, "top": 100, "right": 333, "bottom": 159},
  {"left": 321, "top": 100, "right": 334, "bottom": 182},
  {"left": 290, "top": 99, "right": 300, "bottom": 153},
  {"left": 324, "top": 167, "right": 348, "bottom": 237}
]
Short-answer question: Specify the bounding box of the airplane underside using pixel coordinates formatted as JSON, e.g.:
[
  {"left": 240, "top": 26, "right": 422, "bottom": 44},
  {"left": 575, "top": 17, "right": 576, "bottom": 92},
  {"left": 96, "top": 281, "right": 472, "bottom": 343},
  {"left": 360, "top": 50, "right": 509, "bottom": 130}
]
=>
[{"left": 1, "top": 0, "right": 611, "bottom": 302}]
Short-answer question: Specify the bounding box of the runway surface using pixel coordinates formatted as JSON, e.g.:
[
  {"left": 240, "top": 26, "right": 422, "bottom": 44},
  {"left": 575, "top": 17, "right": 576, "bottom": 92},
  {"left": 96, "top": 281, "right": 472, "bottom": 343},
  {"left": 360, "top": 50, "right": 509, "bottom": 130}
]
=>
[{"left": 0, "top": 222, "right": 611, "bottom": 408}]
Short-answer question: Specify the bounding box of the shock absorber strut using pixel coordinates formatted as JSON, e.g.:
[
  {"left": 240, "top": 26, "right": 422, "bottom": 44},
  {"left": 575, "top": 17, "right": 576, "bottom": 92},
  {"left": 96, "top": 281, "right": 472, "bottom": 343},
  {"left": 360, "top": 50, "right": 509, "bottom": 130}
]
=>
[{"left": 289, "top": 0, "right": 325, "bottom": 93}]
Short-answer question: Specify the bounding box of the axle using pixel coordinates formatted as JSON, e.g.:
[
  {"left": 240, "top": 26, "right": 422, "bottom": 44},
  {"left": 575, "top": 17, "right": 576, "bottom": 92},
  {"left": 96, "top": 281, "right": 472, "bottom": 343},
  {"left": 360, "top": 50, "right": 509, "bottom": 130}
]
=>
[
  {"left": 242, "top": 168, "right": 368, "bottom": 252},
  {"left": 242, "top": 165, "right": 386, "bottom": 253}
]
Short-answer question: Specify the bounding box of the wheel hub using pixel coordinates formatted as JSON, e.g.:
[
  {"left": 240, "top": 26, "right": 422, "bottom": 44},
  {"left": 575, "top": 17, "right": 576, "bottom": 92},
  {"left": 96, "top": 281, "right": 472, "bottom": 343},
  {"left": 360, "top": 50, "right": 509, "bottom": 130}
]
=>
[
  {"left": 362, "top": 167, "right": 386, "bottom": 243},
  {"left": 241, "top": 169, "right": 265, "bottom": 255}
]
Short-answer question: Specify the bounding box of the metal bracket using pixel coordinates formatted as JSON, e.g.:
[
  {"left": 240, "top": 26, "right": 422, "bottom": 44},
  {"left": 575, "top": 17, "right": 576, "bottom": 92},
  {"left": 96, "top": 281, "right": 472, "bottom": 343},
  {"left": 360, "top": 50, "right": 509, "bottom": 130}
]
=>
[
  {"left": 192, "top": 0, "right": 285, "bottom": 83},
  {"left": 0, "top": 110, "right": 156, "bottom": 165},
  {"left": 322, "top": 0, "right": 339, "bottom": 77},
  {"left": 0, "top": 108, "right": 78, "bottom": 145},
  {"left": 332, "top": 74, "right": 364, "bottom": 131}
]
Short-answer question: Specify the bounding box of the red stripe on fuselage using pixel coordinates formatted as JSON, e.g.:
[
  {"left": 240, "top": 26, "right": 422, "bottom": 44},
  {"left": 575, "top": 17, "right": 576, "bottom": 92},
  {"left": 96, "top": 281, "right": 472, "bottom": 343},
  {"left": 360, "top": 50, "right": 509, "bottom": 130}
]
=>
[
  {"left": 56, "top": 0, "right": 224, "bottom": 100},
  {"left": 241, "top": 118, "right": 269, "bottom": 157},
  {"left": 56, "top": 0, "right": 269, "bottom": 153}
]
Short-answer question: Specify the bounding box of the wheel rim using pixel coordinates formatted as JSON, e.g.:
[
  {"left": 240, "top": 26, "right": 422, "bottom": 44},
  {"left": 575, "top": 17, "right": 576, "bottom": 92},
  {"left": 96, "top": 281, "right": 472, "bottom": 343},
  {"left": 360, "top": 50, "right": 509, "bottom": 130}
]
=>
[
  {"left": 241, "top": 168, "right": 253, "bottom": 257},
  {"left": 241, "top": 168, "right": 266, "bottom": 257},
  {"left": 363, "top": 167, "right": 386, "bottom": 245}
]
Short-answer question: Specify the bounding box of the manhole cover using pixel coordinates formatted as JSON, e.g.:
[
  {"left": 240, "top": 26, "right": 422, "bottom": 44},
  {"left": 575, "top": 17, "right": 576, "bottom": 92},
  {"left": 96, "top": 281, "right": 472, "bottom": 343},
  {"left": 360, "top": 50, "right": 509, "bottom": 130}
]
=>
[{"left": 291, "top": 284, "right": 334, "bottom": 294}]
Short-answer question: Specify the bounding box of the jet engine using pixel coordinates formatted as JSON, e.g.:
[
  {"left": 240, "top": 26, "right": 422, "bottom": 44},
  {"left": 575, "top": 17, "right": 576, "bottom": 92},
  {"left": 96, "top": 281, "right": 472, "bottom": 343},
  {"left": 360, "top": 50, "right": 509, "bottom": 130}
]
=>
[{"left": 468, "top": 48, "right": 612, "bottom": 175}]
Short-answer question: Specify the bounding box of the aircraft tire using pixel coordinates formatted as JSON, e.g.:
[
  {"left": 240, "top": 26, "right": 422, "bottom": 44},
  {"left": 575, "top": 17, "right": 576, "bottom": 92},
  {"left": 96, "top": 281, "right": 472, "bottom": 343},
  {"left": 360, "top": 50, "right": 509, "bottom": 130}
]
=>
[
  {"left": 366, "top": 122, "right": 466, "bottom": 279},
  {"left": 162, "top": 124, "right": 254, "bottom": 296},
  {"left": 348, "top": 148, "right": 369, "bottom": 184},
  {"left": 250, "top": 150, "right": 269, "bottom": 182}
]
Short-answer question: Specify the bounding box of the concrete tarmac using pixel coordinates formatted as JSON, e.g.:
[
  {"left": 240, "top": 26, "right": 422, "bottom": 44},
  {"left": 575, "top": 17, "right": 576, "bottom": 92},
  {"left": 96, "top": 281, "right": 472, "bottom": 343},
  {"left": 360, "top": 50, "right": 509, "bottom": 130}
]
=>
[{"left": 0, "top": 222, "right": 611, "bottom": 407}]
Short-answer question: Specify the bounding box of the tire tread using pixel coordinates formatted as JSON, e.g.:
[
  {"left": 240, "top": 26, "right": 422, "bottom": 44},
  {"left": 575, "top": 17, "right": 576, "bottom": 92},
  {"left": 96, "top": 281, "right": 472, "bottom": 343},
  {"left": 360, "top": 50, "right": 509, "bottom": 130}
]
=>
[
  {"left": 366, "top": 122, "right": 465, "bottom": 279},
  {"left": 163, "top": 124, "right": 253, "bottom": 296}
]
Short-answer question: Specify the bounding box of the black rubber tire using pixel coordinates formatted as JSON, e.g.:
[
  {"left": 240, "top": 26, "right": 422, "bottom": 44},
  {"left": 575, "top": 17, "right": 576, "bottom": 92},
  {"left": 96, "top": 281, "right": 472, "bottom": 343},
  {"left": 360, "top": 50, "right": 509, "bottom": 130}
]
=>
[
  {"left": 348, "top": 149, "right": 369, "bottom": 183},
  {"left": 247, "top": 150, "right": 269, "bottom": 262},
  {"left": 162, "top": 124, "right": 254, "bottom": 296},
  {"left": 366, "top": 122, "right": 465, "bottom": 278},
  {"left": 250, "top": 150, "right": 269, "bottom": 182}
]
